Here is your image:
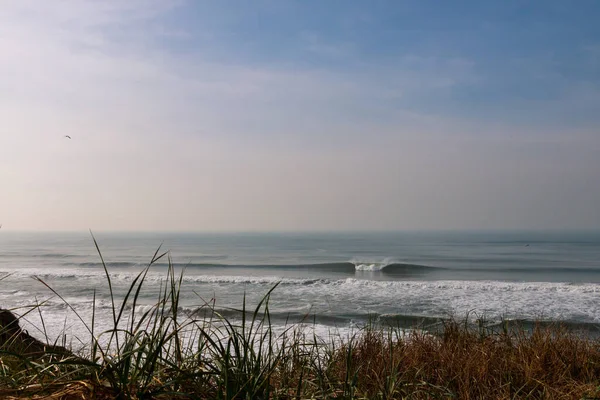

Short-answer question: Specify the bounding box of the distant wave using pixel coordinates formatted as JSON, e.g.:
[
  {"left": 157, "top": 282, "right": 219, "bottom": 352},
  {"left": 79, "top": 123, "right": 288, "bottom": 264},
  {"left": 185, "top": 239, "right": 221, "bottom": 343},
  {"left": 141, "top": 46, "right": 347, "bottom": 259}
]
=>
[
  {"left": 76, "top": 262, "right": 142, "bottom": 268},
  {"left": 28, "top": 259, "right": 600, "bottom": 275},
  {"left": 352, "top": 261, "right": 438, "bottom": 273},
  {"left": 0, "top": 253, "right": 81, "bottom": 259},
  {"left": 7, "top": 259, "right": 600, "bottom": 276},
  {"left": 465, "top": 266, "right": 600, "bottom": 274},
  {"left": 67, "top": 260, "right": 439, "bottom": 274}
]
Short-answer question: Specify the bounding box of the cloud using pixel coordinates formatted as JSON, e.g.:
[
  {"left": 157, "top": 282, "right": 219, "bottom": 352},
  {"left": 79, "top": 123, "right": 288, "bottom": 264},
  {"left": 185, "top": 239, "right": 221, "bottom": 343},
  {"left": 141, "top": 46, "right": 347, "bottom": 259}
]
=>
[
  {"left": 0, "top": 0, "right": 477, "bottom": 151},
  {"left": 1, "top": 1, "right": 599, "bottom": 231}
]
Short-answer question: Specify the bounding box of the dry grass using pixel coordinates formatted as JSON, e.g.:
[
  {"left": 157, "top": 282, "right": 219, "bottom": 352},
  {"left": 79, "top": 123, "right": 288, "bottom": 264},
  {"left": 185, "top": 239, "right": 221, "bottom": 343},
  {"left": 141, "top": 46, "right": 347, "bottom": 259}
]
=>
[
  {"left": 2, "top": 320, "right": 600, "bottom": 399},
  {"left": 2, "top": 245, "right": 600, "bottom": 399},
  {"left": 3, "top": 315, "right": 600, "bottom": 399},
  {"left": 315, "top": 321, "right": 600, "bottom": 399}
]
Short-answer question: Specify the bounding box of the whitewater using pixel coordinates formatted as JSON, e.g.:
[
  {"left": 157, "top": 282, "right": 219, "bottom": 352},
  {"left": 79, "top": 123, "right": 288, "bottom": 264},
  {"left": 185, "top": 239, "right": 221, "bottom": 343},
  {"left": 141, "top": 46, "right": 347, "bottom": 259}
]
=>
[{"left": 1, "top": 231, "right": 599, "bottom": 343}]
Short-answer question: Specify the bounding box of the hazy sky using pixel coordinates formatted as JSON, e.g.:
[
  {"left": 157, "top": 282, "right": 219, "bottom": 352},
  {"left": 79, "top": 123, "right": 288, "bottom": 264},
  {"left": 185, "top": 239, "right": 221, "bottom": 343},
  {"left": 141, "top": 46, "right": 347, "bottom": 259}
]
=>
[{"left": 1, "top": 0, "right": 599, "bottom": 231}]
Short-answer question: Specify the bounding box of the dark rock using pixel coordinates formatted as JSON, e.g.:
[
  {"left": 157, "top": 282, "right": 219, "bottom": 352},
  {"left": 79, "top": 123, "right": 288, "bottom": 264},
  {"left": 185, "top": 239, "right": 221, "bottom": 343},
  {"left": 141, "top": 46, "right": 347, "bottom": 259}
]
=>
[{"left": 0, "top": 308, "right": 76, "bottom": 360}]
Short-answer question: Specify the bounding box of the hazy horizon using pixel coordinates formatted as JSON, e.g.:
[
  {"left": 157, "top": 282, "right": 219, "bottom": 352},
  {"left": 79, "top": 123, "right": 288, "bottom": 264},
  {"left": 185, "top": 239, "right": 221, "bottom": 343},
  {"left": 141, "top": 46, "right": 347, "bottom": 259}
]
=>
[
  {"left": 4, "top": 229, "right": 600, "bottom": 236},
  {"left": 1, "top": 1, "right": 599, "bottom": 232}
]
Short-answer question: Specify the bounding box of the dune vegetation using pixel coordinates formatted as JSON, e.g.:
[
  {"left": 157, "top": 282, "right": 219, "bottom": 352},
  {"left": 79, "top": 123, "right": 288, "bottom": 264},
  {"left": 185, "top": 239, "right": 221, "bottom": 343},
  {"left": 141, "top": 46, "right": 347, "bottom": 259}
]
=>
[{"left": 1, "top": 244, "right": 599, "bottom": 399}]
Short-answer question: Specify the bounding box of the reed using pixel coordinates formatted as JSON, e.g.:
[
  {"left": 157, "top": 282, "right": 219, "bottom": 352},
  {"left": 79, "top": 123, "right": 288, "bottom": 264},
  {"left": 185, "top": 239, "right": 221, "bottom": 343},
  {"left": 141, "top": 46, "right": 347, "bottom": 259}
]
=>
[{"left": 1, "top": 244, "right": 599, "bottom": 399}]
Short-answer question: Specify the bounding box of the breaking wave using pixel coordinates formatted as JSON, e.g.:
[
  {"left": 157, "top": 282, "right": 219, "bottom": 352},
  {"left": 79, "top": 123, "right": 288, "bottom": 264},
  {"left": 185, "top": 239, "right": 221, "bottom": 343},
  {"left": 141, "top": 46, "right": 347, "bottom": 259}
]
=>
[{"left": 58, "top": 260, "right": 440, "bottom": 274}]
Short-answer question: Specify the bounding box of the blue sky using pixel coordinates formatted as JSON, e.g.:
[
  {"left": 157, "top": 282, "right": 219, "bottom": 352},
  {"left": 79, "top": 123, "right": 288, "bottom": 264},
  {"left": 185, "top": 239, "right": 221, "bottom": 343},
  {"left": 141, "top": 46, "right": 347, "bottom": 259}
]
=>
[
  {"left": 156, "top": 0, "right": 600, "bottom": 127},
  {"left": 0, "top": 0, "right": 599, "bottom": 231}
]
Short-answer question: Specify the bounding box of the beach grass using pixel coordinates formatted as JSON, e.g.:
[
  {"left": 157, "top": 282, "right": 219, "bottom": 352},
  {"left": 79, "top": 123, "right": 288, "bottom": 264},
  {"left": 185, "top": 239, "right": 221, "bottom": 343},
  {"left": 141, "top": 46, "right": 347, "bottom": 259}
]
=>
[{"left": 1, "top": 246, "right": 600, "bottom": 399}]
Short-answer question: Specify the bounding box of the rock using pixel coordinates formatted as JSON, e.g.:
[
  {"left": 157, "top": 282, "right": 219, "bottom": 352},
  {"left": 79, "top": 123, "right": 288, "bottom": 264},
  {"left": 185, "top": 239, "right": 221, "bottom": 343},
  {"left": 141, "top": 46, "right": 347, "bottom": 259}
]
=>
[{"left": 0, "top": 308, "right": 76, "bottom": 360}]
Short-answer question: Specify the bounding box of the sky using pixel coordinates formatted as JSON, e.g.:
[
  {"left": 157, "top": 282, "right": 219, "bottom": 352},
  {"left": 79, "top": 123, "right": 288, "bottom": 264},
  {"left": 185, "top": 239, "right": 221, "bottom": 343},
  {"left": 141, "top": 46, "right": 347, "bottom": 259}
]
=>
[{"left": 1, "top": 0, "right": 599, "bottom": 231}]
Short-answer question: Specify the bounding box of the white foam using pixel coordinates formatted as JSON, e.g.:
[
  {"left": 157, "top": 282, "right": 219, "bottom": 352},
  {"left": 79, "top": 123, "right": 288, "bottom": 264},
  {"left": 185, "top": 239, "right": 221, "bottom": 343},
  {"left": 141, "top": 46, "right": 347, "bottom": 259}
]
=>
[
  {"left": 2, "top": 267, "right": 600, "bottom": 345},
  {"left": 352, "top": 257, "right": 399, "bottom": 271},
  {"left": 322, "top": 279, "right": 600, "bottom": 323},
  {"left": 354, "top": 263, "right": 385, "bottom": 271},
  {"left": 0, "top": 268, "right": 329, "bottom": 286}
]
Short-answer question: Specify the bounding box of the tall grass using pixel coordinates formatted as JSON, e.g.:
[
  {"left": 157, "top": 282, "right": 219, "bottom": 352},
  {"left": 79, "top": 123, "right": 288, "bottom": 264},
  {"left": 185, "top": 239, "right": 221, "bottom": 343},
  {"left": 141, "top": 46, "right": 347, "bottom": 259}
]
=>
[{"left": 1, "top": 244, "right": 600, "bottom": 399}]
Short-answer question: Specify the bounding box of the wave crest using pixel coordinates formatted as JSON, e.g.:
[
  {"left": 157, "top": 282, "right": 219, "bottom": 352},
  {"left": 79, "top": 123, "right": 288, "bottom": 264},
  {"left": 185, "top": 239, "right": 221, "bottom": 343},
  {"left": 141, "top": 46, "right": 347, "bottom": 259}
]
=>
[{"left": 352, "top": 259, "right": 437, "bottom": 273}]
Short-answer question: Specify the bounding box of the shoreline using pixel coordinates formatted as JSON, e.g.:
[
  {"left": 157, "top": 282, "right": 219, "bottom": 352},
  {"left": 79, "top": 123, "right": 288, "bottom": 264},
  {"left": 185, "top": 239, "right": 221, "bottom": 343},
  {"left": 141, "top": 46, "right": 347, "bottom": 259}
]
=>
[
  {"left": 1, "top": 234, "right": 600, "bottom": 398},
  {"left": 2, "top": 305, "right": 600, "bottom": 399},
  {"left": 2, "top": 264, "right": 600, "bottom": 399}
]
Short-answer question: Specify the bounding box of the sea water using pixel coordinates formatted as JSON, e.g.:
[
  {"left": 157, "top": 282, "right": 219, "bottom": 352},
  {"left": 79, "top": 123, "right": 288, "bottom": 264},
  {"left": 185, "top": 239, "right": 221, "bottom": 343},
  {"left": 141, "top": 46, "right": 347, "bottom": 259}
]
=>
[{"left": 1, "top": 231, "right": 599, "bottom": 344}]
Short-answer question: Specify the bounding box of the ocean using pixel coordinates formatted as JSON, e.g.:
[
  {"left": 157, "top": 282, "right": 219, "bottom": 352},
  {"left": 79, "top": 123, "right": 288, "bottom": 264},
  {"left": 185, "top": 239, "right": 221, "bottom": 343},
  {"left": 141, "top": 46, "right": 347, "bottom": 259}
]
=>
[{"left": 1, "top": 231, "right": 599, "bottom": 344}]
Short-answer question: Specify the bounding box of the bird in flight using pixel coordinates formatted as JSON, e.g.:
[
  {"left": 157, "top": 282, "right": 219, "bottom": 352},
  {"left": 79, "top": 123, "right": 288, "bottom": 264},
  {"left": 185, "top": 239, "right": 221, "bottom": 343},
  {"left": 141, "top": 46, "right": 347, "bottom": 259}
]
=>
[{"left": 64, "top": 135, "right": 71, "bottom": 139}]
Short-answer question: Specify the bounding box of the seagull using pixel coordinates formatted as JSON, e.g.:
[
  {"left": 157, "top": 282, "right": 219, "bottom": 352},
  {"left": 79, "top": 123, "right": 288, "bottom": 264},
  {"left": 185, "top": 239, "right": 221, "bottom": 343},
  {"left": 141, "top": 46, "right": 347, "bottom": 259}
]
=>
[{"left": 64, "top": 135, "right": 71, "bottom": 139}]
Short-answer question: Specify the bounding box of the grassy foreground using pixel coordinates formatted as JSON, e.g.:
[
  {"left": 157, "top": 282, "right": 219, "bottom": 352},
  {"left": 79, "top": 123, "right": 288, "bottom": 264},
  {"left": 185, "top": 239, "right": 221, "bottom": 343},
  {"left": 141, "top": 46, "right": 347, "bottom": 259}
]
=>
[{"left": 1, "top": 245, "right": 600, "bottom": 399}]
